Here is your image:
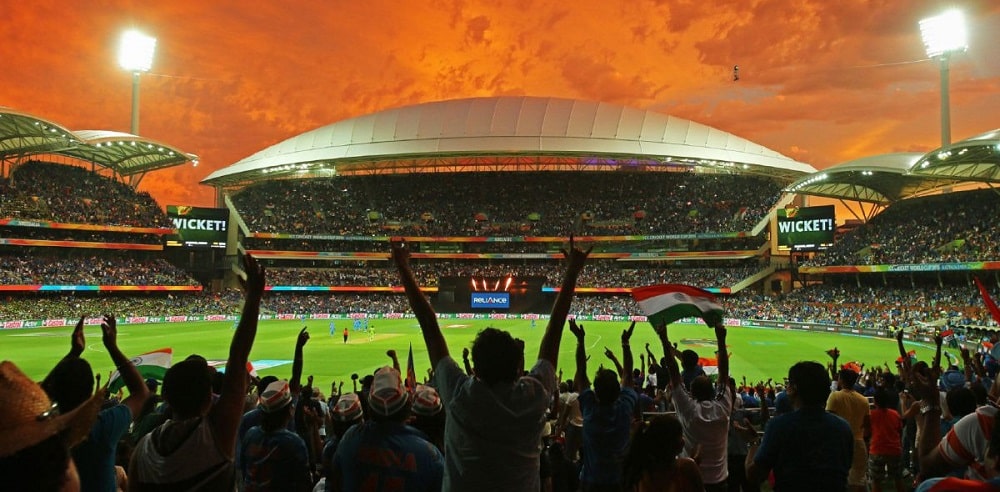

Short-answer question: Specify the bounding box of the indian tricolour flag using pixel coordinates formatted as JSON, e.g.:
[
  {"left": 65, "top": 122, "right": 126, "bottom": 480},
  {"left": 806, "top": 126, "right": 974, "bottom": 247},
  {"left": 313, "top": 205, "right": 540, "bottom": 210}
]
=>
[
  {"left": 631, "top": 284, "right": 724, "bottom": 327},
  {"left": 108, "top": 348, "right": 173, "bottom": 393}
]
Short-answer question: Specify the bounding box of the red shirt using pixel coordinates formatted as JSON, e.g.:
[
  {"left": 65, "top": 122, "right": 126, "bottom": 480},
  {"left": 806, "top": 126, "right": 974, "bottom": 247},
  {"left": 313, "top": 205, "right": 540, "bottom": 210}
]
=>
[{"left": 869, "top": 407, "right": 902, "bottom": 455}]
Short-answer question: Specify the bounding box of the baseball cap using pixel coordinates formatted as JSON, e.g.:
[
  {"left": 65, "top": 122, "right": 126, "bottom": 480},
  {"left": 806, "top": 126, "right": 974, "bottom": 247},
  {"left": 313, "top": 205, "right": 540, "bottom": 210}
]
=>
[
  {"left": 368, "top": 367, "right": 409, "bottom": 417},
  {"left": 259, "top": 380, "right": 292, "bottom": 413},
  {"left": 332, "top": 393, "right": 364, "bottom": 422}
]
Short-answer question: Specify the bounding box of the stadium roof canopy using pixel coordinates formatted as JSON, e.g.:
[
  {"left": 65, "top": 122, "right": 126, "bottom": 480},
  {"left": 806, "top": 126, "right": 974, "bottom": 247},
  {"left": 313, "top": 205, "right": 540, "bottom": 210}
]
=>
[
  {"left": 910, "top": 128, "right": 1000, "bottom": 183},
  {"left": 0, "top": 107, "right": 198, "bottom": 185},
  {"left": 202, "top": 96, "right": 817, "bottom": 188},
  {"left": 784, "top": 153, "right": 964, "bottom": 206}
]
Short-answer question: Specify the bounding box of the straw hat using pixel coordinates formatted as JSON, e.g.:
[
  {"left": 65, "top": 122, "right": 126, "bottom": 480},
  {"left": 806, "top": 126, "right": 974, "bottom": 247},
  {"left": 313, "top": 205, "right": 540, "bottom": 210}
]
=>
[{"left": 0, "top": 361, "right": 105, "bottom": 458}]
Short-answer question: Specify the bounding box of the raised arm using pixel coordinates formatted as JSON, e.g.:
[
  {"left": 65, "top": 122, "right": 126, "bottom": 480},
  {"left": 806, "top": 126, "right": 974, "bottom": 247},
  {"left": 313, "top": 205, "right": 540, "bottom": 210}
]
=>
[
  {"left": 290, "top": 327, "right": 309, "bottom": 395},
  {"left": 42, "top": 316, "right": 87, "bottom": 387},
  {"left": 538, "top": 237, "right": 590, "bottom": 367},
  {"left": 569, "top": 319, "right": 589, "bottom": 392},
  {"left": 715, "top": 322, "right": 729, "bottom": 388},
  {"left": 461, "top": 347, "right": 474, "bottom": 376},
  {"left": 896, "top": 329, "right": 913, "bottom": 385},
  {"left": 102, "top": 314, "right": 150, "bottom": 421},
  {"left": 604, "top": 348, "right": 623, "bottom": 379},
  {"left": 622, "top": 321, "right": 635, "bottom": 387},
  {"left": 387, "top": 349, "right": 401, "bottom": 372},
  {"left": 653, "top": 323, "right": 682, "bottom": 388},
  {"left": 392, "top": 242, "right": 449, "bottom": 367},
  {"left": 211, "top": 252, "right": 265, "bottom": 456}
]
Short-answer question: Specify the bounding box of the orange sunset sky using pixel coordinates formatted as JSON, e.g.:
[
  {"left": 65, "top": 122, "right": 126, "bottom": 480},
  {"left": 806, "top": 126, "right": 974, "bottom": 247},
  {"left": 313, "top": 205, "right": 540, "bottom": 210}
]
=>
[{"left": 3, "top": 1, "right": 998, "bottom": 210}]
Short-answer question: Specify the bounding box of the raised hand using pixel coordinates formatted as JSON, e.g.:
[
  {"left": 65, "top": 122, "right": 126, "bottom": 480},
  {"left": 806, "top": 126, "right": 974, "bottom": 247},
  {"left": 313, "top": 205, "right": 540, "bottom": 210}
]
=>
[
  {"left": 70, "top": 316, "right": 86, "bottom": 357},
  {"left": 297, "top": 326, "right": 310, "bottom": 347},
  {"left": 101, "top": 314, "right": 118, "bottom": 349},
  {"left": 240, "top": 252, "right": 266, "bottom": 297},
  {"left": 604, "top": 347, "right": 615, "bottom": 360},
  {"left": 390, "top": 241, "right": 411, "bottom": 267},
  {"left": 462, "top": 347, "right": 470, "bottom": 359},
  {"left": 559, "top": 235, "right": 592, "bottom": 271},
  {"left": 652, "top": 322, "right": 668, "bottom": 340},
  {"left": 569, "top": 319, "right": 585, "bottom": 340},
  {"left": 622, "top": 321, "right": 636, "bottom": 344},
  {"left": 387, "top": 349, "right": 397, "bottom": 359}
]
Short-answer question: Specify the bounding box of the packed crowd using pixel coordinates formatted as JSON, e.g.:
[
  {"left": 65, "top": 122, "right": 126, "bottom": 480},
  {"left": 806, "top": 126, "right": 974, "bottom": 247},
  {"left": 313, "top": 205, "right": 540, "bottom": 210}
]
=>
[
  {"left": 808, "top": 188, "right": 1000, "bottom": 266},
  {"left": 262, "top": 261, "right": 763, "bottom": 289},
  {"left": 8, "top": 249, "right": 1000, "bottom": 492},
  {"left": 2, "top": 277, "right": 998, "bottom": 334},
  {"left": 231, "top": 171, "right": 782, "bottom": 237},
  {"left": 0, "top": 252, "right": 199, "bottom": 286},
  {"left": 0, "top": 226, "right": 165, "bottom": 245},
  {"left": 0, "top": 161, "right": 172, "bottom": 228}
]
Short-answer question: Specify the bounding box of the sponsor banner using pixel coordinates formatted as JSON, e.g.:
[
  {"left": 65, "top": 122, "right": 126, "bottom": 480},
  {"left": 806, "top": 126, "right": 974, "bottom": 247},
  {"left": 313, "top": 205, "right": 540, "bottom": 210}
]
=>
[
  {"left": 349, "top": 313, "right": 369, "bottom": 319},
  {"left": 489, "top": 313, "right": 509, "bottom": 320},
  {"left": 276, "top": 314, "right": 297, "bottom": 320},
  {"left": 383, "top": 313, "right": 405, "bottom": 319},
  {"left": 471, "top": 292, "right": 510, "bottom": 309},
  {"left": 313, "top": 313, "right": 330, "bottom": 319},
  {"left": 127, "top": 316, "right": 149, "bottom": 324},
  {"left": 44, "top": 318, "right": 68, "bottom": 327},
  {"left": 205, "top": 315, "right": 228, "bottom": 321},
  {"left": 167, "top": 316, "right": 188, "bottom": 323},
  {"left": 457, "top": 313, "right": 475, "bottom": 319},
  {"left": 4, "top": 321, "right": 24, "bottom": 329}
]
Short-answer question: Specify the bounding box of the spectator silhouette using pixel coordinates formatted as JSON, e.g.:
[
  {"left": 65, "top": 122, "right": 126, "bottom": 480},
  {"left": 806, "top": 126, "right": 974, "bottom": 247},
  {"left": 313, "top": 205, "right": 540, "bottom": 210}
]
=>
[{"left": 392, "top": 237, "right": 589, "bottom": 491}]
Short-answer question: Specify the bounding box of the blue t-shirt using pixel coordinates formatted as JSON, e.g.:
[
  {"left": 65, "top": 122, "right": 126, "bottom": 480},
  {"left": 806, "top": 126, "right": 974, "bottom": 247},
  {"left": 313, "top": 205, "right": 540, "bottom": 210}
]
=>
[
  {"left": 578, "top": 386, "right": 638, "bottom": 485},
  {"left": 240, "top": 426, "right": 311, "bottom": 492},
  {"left": 331, "top": 420, "right": 443, "bottom": 492},
  {"left": 74, "top": 404, "right": 132, "bottom": 492},
  {"left": 753, "top": 406, "right": 853, "bottom": 491}
]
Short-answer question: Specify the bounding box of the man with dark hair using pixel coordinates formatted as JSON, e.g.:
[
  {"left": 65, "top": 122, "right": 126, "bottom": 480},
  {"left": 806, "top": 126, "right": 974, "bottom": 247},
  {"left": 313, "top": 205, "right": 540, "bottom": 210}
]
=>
[
  {"left": 655, "top": 321, "right": 731, "bottom": 492},
  {"left": 240, "top": 379, "right": 312, "bottom": 491},
  {"left": 571, "top": 320, "right": 638, "bottom": 491},
  {"left": 42, "top": 315, "right": 150, "bottom": 492},
  {"left": 392, "top": 238, "right": 589, "bottom": 491},
  {"left": 330, "top": 367, "right": 443, "bottom": 491},
  {"left": 827, "top": 368, "right": 871, "bottom": 492},
  {"left": 129, "top": 252, "right": 266, "bottom": 491},
  {"left": 746, "top": 361, "right": 854, "bottom": 491}
]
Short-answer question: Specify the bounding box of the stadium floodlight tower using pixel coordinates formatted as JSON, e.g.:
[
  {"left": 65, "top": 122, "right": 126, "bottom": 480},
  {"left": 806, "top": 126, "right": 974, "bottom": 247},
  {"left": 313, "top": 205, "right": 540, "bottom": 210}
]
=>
[
  {"left": 118, "top": 29, "right": 157, "bottom": 135},
  {"left": 919, "top": 9, "right": 967, "bottom": 147}
]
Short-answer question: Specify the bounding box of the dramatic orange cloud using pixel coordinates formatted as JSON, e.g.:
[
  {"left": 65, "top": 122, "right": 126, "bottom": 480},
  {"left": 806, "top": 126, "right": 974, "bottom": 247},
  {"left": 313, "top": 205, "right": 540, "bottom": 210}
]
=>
[{"left": 3, "top": 0, "right": 998, "bottom": 208}]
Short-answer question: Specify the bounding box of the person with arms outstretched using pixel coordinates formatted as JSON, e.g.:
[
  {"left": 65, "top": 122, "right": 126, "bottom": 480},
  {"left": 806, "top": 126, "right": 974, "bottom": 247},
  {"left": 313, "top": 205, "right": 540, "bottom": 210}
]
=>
[{"left": 392, "top": 237, "right": 589, "bottom": 491}]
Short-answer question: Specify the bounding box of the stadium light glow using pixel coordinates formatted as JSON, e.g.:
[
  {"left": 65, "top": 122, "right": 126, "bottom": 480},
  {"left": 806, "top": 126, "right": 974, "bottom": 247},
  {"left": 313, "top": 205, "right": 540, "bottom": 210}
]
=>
[
  {"left": 919, "top": 10, "right": 967, "bottom": 147},
  {"left": 118, "top": 30, "right": 157, "bottom": 135},
  {"left": 919, "top": 10, "right": 967, "bottom": 58}
]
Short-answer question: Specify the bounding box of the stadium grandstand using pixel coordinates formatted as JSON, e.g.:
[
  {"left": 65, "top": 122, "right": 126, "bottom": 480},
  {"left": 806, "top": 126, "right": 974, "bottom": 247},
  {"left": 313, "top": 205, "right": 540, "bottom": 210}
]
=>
[{"left": 1, "top": 100, "right": 999, "bottom": 337}]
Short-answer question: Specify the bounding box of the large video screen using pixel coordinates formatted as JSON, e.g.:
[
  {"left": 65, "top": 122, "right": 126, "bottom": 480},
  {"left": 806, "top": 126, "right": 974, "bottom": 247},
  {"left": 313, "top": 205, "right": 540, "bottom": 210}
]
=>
[
  {"left": 165, "top": 206, "right": 228, "bottom": 249},
  {"left": 434, "top": 276, "right": 549, "bottom": 314},
  {"left": 776, "top": 205, "right": 835, "bottom": 251}
]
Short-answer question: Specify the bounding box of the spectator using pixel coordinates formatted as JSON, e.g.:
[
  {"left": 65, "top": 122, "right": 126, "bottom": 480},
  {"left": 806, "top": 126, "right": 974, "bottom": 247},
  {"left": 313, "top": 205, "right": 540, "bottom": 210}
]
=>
[
  {"left": 240, "top": 380, "right": 312, "bottom": 491},
  {"left": 330, "top": 367, "right": 443, "bottom": 491},
  {"left": 569, "top": 320, "right": 638, "bottom": 490},
  {"left": 42, "top": 315, "right": 150, "bottom": 492},
  {"left": 623, "top": 414, "right": 704, "bottom": 492},
  {"left": 656, "top": 321, "right": 732, "bottom": 492},
  {"left": 128, "top": 252, "right": 265, "bottom": 490},
  {"left": 826, "top": 368, "right": 872, "bottom": 492},
  {"left": 746, "top": 361, "right": 854, "bottom": 491},
  {"left": 0, "top": 360, "right": 105, "bottom": 492},
  {"left": 868, "top": 388, "right": 904, "bottom": 492},
  {"left": 391, "top": 238, "right": 589, "bottom": 490}
]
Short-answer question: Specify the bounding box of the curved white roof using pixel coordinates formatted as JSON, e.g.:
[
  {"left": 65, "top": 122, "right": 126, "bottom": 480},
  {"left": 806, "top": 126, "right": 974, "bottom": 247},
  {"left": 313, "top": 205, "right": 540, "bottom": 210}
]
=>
[{"left": 203, "top": 96, "right": 816, "bottom": 185}]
